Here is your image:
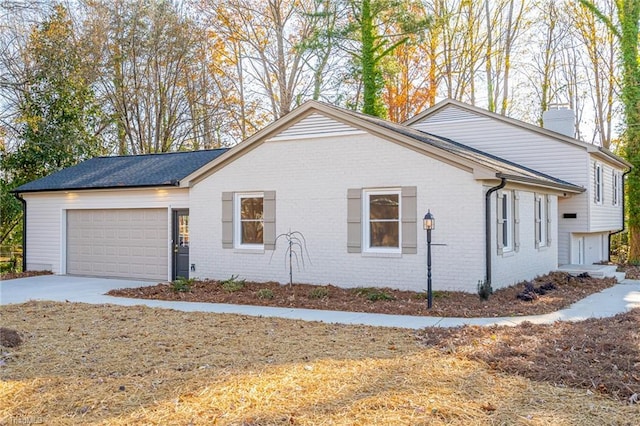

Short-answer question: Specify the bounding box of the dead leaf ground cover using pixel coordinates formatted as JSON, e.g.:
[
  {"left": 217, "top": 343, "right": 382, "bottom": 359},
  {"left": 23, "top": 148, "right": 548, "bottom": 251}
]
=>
[
  {"left": 619, "top": 264, "right": 640, "bottom": 279},
  {"left": 108, "top": 271, "right": 617, "bottom": 318},
  {"left": 0, "top": 270, "right": 52, "bottom": 281},
  {"left": 1, "top": 301, "right": 638, "bottom": 425}
]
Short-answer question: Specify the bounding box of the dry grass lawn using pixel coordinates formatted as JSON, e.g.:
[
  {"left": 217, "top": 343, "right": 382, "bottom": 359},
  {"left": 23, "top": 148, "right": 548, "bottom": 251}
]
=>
[{"left": 1, "top": 301, "right": 638, "bottom": 425}]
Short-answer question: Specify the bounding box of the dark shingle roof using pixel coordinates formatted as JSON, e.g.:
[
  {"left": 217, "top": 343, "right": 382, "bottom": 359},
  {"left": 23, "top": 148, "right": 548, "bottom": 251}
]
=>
[{"left": 13, "top": 149, "right": 229, "bottom": 193}]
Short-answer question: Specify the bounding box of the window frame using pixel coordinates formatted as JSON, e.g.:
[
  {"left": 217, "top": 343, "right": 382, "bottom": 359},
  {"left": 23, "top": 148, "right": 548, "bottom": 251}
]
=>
[
  {"left": 594, "top": 162, "right": 603, "bottom": 205},
  {"left": 234, "top": 192, "right": 264, "bottom": 249},
  {"left": 613, "top": 170, "right": 621, "bottom": 206},
  {"left": 363, "top": 188, "right": 402, "bottom": 254},
  {"left": 501, "top": 191, "right": 513, "bottom": 252},
  {"left": 535, "top": 194, "right": 547, "bottom": 248}
]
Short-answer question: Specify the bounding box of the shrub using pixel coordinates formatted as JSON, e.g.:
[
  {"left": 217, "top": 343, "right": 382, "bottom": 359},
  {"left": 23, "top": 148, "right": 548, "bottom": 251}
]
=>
[
  {"left": 477, "top": 279, "right": 493, "bottom": 301},
  {"left": 352, "top": 287, "right": 395, "bottom": 302},
  {"left": 308, "top": 287, "right": 329, "bottom": 299},
  {"left": 221, "top": 275, "right": 245, "bottom": 292},
  {"left": 256, "top": 288, "right": 274, "bottom": 299},
  {"left": 171, "top": 276, "right": 194, "bottom": 293}
]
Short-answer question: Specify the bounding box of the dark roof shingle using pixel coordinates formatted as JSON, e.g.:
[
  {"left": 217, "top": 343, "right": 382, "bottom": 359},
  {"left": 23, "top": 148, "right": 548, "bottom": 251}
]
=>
[{"left": 13, "top": 149, "right": 229, "bottom": 193}]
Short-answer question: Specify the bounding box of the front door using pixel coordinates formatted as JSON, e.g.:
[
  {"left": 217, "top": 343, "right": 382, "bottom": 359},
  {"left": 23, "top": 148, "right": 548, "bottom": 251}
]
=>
[{"left": 172, "top": 210, "right": 190, "bottom": 280}]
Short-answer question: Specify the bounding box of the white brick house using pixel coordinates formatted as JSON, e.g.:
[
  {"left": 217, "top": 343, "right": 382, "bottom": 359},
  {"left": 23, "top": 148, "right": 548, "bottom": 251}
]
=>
[
  {"left": 15, "top": 101, "right": 613, "bottom": 293},
  {"left": 184, "top": 101, "right": 581, "bottom": 292}
]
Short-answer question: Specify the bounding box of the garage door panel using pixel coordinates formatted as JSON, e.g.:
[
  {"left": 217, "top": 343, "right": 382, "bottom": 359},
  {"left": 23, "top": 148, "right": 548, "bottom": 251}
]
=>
[{"left": 67, "top": 209, "right": 167, "bottom": 280}]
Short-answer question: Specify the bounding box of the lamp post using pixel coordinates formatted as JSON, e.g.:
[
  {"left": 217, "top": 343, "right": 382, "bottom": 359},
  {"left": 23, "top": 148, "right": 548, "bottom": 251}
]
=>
[{"left": 423, "top": 210, "right": 435, "bottom": 309}]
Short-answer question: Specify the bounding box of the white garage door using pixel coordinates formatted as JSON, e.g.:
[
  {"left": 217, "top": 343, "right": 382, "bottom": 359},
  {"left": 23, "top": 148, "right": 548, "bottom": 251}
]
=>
[{"left": 67, "top": 209, "right": 168, "bottom": 280}]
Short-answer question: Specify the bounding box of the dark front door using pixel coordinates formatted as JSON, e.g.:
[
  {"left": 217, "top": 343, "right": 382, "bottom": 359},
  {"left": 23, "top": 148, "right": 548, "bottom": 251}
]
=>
[{"left": 172, "top": 210, "right": 190, "bottom": 280}]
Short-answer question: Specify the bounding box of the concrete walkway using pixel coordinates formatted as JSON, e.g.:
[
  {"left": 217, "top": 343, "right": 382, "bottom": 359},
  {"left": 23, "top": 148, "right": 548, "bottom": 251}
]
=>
[{"left": 1, "top": 274, "right": 639, "bottom": 329}]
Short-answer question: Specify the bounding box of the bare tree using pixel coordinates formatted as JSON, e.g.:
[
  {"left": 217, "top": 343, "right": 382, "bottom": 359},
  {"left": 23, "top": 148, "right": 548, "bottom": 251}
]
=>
[
  {"left": 84, "top": 0, "right": 221, "bottom": 154},
  {"left": 204, "top": 0, "right": 319, "bottom": 120}
]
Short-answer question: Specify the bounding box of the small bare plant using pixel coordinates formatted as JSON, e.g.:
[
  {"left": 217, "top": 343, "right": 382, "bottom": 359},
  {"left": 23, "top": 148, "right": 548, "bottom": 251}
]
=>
[{"left": 270, "top": 229, "right": 312, "bottom": 286}]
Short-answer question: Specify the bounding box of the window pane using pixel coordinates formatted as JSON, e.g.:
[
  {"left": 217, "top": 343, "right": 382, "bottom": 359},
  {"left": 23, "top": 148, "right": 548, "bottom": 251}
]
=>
[
  {"left": 241, "top": 197, "right": 263, "bottom": 220},
  {"left": 242, "top": 221, "right": 263, "bottom": 244},
  {"left": 369, "top": 194, "right": 399, "bottom": 220},
  {"left": 239, "top": 196, "right": 263, "bottom": 245},
  {"left": 502, "top": 194, "right": 509, "bottom": 247},
  {"left": 179, "top": 215, "right": 189, "bottom": 247},
  {"left": 370, "top": 222, "right": 399, "bottom": 247}
]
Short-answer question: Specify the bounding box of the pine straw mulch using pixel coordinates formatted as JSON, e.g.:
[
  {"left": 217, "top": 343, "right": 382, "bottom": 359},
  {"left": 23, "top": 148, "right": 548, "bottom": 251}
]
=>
[
  {"left": 1, "top": 301, "right": 638, "bottom": 425},
  {"left": 416, "top": 308, "right": 640, "bottom": 405},
  {"left": 108, "top": 271, "right": 617, "bottom": 318}
]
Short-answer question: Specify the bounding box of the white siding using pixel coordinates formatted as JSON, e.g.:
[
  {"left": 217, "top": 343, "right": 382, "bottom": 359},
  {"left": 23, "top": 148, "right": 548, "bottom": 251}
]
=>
[
  {"left": 22, "top": 187, "right": 188, "bottom": 278},
  {"left": 268, "top": 113, "right": 365, "bottom": 141},
  {"left": 412, "top": 106, "right": 588, "bottom": 187},
  {"left": 557, "top": 193, "right": 589, "bottom": 264},
  {"left": 412, "top": 104, "right": 627, "bottom": 266},
  {"left": 589, "top": 157, "right": 624, "bottom": 232},
  {"left": 190, "top": 125, "right": 560, "bottom": 293}
]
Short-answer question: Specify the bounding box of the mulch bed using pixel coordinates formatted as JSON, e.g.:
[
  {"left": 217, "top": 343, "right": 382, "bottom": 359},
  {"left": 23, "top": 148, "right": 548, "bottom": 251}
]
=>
[
  {"left": 620, "top": 264, "right": 640, "bottom": 279},
  {"left": 416, "top": 308, "right": 640, "bottom": 403},
  {"left": 107, "top": 272, "right": 617, "bottom": 318},
  {"left": 0, "top": 270, "right": 52, "bottom": 281}
]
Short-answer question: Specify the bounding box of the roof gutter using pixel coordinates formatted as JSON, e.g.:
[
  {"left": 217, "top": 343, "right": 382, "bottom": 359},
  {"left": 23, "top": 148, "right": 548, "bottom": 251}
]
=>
[
  {"left": 9, "top": 181, "right": 181, "bottom": 195},
  {"left": 608, "top": 168, "right": 631, "bottom": 262},
  {"left": 496, "top": 173, "right": 584, "bottom": 194},
  {"left": 13, "top": 192, "right": 27, "bottom": 272},
  {"left": 485, "top": 178, "right": 507, "bottom": 285}
]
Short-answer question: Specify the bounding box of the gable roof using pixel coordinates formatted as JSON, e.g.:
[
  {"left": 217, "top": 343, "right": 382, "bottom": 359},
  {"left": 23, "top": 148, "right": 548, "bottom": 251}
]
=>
[
  {"left": 13, "top": 148, "right": 229, "bottom": 193},
  {"left": 336, "top": 107, "right": 582, "bottom": 191},
  {"left": 184, "top": 100, "right": 584, "bottom": 194},
  {"left": 404, "top": 98, "right": 631, "bottom": 169}
]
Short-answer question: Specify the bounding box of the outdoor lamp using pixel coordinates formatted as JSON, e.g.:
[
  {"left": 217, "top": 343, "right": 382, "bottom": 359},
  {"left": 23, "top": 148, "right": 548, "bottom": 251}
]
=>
[
  {"left": 423, "top": 210, "right": 435, "bottom": 230},
  {"left": 424, "top": 210, "right": 434, "bottom": 309}
]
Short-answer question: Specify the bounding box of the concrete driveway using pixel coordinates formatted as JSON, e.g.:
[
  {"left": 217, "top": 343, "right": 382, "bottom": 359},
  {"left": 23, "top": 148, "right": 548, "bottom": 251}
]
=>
[
  {"left": 2, "top": 274, "right": 640, "bottom": 329},
  {"left": 0, "top": 274, "right": 154, "bottom": 305}
]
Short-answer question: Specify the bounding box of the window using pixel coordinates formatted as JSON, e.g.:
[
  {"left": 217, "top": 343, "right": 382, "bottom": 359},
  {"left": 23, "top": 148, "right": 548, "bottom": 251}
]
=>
[
  {"left": 500, "top": 191, "right": 513, "bottom": 252},
  {"left": 497, "top": 190, "right": 519, "bottom": 254},
  {"left": 347, "top": 187, "right": 417, "bottom": 255},
  {"left": 222, "top": 191, "right": 276, "bottom": 250},
  {"left": 613, "top": 171, "right": 621, "bottom": 206},
  {"left": 364, "top": 190, "right": 401, "bottom": 252},
  {"left": 235, "top": 194, "right": 263, "bottom": 247},
  {"left": 594, "top": 162, "right": 603, "bottom": 204},
  {"left": 535, "top": 194, "right": 547, "bottom": 248}
]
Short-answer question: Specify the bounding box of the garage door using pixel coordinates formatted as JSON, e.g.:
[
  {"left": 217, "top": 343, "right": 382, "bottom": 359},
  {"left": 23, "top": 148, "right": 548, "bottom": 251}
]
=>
[{"left": 67, "top": 209, "right": 168, "bottom": 280}]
